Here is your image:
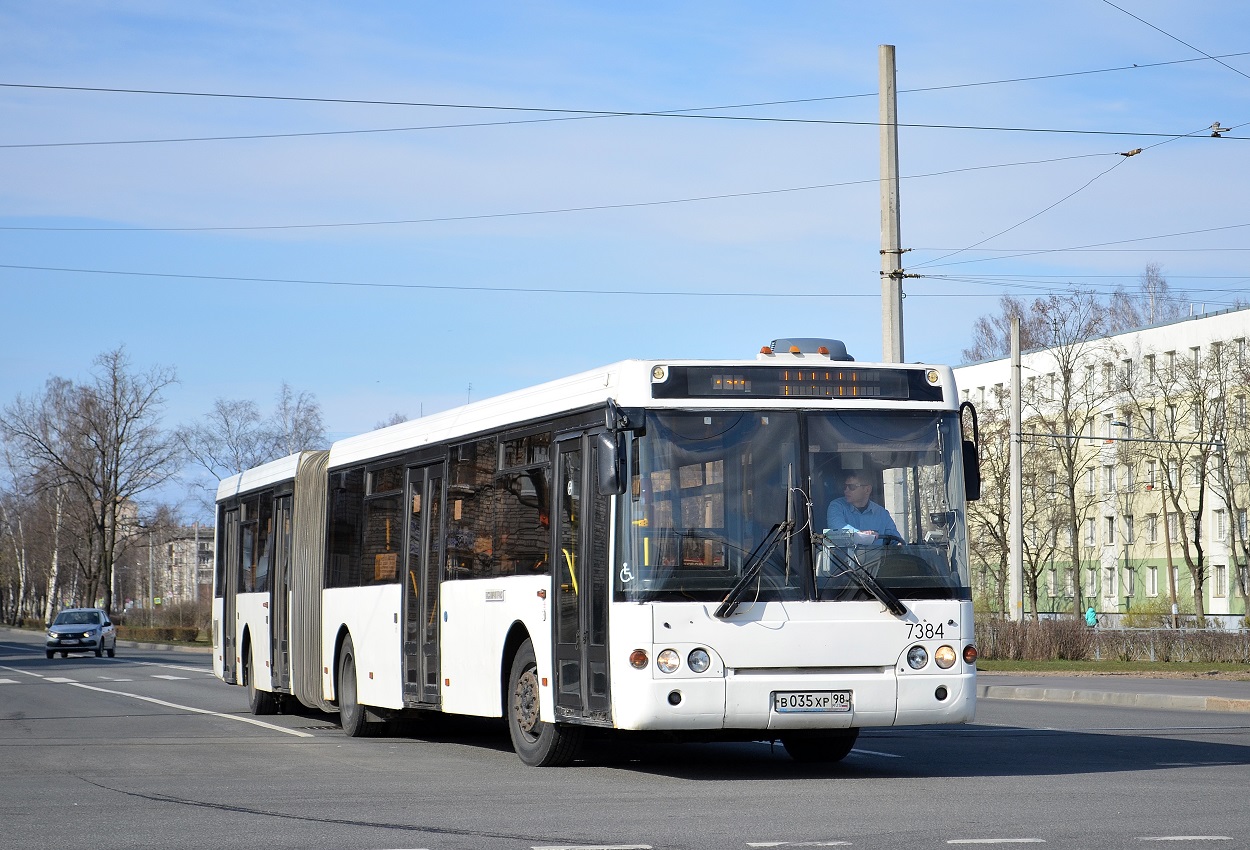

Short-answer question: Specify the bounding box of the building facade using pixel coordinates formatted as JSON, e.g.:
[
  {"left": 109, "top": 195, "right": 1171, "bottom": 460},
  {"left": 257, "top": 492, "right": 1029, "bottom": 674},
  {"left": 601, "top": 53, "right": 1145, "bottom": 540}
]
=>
[{"left": 955, "top": 306, "right": 1249, "bottom": 627}]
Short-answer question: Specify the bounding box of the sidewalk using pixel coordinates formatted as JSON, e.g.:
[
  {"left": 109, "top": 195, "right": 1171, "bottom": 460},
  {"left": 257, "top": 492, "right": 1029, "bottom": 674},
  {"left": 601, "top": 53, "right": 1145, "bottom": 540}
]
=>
[{"left": 978, "top": 672, "right": 1250, "bottom": 714}]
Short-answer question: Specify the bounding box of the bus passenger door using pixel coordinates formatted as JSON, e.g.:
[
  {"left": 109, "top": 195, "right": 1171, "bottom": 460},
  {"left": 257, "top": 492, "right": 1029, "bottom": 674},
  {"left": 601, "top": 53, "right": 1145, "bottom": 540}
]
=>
[
  {"left": 269, "top": 494, "right": 293, "bottom": 691},
  {"left": 404, "top": 463, "right": 445, "bottom": 706},
  {"left": 221, "top": 507, "right": 240, "bottom": 684},
  {"left": 552, "top": 435, "right": 612, "bottom": 723}
]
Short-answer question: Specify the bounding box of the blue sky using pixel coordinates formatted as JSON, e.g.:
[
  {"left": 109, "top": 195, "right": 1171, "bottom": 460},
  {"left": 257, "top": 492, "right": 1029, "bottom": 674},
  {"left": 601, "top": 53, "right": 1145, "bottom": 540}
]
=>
[{"left": 3, "top": 0, "right": 1248, "bottom": 458}]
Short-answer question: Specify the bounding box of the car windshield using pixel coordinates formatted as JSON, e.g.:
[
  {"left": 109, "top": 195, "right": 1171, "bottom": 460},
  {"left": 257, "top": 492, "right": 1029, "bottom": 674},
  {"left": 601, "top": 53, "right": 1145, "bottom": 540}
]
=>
[
  {"left": 614, "top": 409, "right": 971, "bottom": 604},
  {"left": 54, "top": 611, "right": 101, "bottom": 626}
]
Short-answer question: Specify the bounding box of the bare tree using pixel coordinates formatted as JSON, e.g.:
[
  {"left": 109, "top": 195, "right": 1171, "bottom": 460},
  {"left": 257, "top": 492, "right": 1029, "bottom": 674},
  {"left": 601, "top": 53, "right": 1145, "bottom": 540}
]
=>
[
  {"left": 1108, "top": 263, "right": 1188, "bottom": 333},
  {"left": 182, "top": 381, "right": 327, "bottom": 483},
  {"left": 0, "top": 348, "right": 181, "bottom": 614},
  {"left": 271, "top": 381, "right": 326, "bottom": 458},
  {"left": 1019, "top": 292, "right": 1123, "bottom": 619},
  {"left": 1120, "top": 343, "right": 1225, "bottom": 623}
]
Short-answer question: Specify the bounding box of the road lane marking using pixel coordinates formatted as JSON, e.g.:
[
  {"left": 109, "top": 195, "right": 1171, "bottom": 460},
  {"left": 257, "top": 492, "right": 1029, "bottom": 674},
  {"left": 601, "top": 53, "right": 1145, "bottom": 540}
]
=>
[
  {"left": 948, "top": 841, "right": 1045, "bottom": 845},
  {"left": 1138, "top": 838, "right": 1233, "bottom": 842},
  {"left": 65, "top": 681, "right": 313, "bottom": 738},
  {"left": 850, "top": 748, "right": 902, "bottom": 759},
  {"left": 533, "top": 846, "right": 653, "bottom": 849},
  {"left": 748, "top": 842, "right": 853, "bottom": 847},
  {"left": 45, "top": 676, "right": 78, "bottom": 683},
  {"left": 151, "top": 674, "right": 188, "bottom": 680},
  {"left": 0, "top": 678, "right": 18, "bottom": 685}
]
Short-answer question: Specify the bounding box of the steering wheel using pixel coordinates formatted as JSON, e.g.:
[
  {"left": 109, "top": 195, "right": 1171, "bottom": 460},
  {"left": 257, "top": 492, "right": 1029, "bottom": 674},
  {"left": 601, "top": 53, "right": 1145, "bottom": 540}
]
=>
[{"left": 878, "top": 533, "right": 906, "bottom": 547}]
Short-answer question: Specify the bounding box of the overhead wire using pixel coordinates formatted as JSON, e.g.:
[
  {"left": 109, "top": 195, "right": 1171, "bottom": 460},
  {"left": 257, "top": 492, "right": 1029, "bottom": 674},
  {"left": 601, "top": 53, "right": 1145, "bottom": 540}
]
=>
[{"left": 0, "top": 152, "right": 1117, "bottom": 233}]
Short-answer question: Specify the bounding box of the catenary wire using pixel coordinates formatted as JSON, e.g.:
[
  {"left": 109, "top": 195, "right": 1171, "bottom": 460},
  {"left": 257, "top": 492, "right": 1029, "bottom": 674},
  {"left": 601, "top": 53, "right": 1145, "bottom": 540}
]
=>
[{"left": 0, "top": 152, "right": 1117, "bottom": 233}]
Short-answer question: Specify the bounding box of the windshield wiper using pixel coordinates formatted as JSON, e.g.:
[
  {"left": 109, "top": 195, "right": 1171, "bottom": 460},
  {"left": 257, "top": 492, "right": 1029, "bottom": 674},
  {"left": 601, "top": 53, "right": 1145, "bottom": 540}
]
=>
[
  {"left": 714, "top": 521, "right": 792, "bottom": 619},
  {"left": 819, "top": 538, "right": 908, "bottom": 618}
]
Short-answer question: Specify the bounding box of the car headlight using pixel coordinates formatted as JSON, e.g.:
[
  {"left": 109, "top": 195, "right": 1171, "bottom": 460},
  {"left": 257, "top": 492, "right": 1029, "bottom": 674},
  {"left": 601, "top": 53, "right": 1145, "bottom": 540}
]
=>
[
  {"left": 687, "top": 648, "right": 711, "bottom": 673},
  {"left": 656, "top": 649, "right": 680, "bottom": 674},
  {"left": 907, "top": 645, "right": 929, "bottom": 669},
  {"left": 47, "top": 631, "right": 57, "bottom": 640},
  {"left": 934, "top": 645, "right": 957, "bottom": 669}
]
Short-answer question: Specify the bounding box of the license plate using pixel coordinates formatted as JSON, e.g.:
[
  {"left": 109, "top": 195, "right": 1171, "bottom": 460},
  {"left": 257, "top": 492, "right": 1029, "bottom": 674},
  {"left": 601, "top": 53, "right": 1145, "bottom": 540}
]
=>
[
  {"left": 774, "top": 690, "right": 852, "bottom": 713},
  {"left": 60, "top": 639, "right": 79, "bottom": 645}
]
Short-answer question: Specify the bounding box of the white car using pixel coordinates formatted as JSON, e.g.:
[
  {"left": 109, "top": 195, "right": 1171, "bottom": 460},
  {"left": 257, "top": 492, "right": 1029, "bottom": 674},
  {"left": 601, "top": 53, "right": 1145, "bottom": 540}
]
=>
[{"left": 46, "top": 608, "right": 117, "bottom": 658}]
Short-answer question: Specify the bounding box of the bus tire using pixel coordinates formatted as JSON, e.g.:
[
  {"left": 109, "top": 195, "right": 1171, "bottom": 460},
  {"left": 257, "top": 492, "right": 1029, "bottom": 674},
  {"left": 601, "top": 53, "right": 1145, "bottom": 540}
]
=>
[
  {"left": 337, "top": 636, "right": 371, "bottom": 737},
  {"left": 246, "top": 648, "right": 277, "bottom": 715},
  {"left": 506, "top": 639, "right": 581, "bottom": 767},
  {"left": 780, "top": 728, "right": 859, "bottom": 763}
]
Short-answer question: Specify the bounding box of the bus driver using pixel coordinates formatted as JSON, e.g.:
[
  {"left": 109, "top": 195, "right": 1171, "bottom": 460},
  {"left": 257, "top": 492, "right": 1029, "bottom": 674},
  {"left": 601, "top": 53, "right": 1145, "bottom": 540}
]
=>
[{"left": 826, "top": 470, "right": 900, "bottom": 544}]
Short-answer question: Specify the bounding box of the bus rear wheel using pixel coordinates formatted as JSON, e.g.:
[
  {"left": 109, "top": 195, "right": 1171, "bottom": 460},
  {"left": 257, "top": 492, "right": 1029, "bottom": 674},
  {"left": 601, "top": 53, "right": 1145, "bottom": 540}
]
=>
[
  {"left": 506, "top": 639, "right": 581, "bottom": 767},
  {"left": 780, "top": 728, "right": 859, "bottom": 763},
  {"left": 337, "top": 636, "right": 372, "bottom": 737},
  {"left": 246, "top": 648, "right": 277, "bottom": 715}
]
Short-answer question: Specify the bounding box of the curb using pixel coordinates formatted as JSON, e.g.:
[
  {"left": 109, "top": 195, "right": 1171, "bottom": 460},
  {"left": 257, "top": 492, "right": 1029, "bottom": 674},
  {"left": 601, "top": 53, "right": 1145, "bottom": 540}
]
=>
[{"left": 978, "top": 684, "right": 1250, "bottom": 715}]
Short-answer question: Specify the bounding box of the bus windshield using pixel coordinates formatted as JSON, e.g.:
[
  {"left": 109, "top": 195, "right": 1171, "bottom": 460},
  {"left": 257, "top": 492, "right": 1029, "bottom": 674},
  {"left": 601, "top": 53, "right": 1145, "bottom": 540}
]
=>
[{"left": 614, "top": 410, "right": 971, "bottom": 604}]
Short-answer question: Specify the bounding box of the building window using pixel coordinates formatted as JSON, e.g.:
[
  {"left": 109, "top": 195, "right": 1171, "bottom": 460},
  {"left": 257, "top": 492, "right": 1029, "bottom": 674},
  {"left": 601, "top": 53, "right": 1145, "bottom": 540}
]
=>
[
  {"left": 1047, "top": 568, "right": 1057, "bottom": 598},
  {"left": 1146, "top": 459, "right": 1158, "bottom": 489},
  {"left": 1125, "top": 515, "right": 1135, "bottom": 544},
  {"left": 1064, "top": 568, "right": 1075, "bottom": 597},
  {"left": 1215, "top": 509, "right": 1227, "bottom": 541},
  {"left": 1240, "top": 509, "right": 1248, "bottom": 539},
  {"left": 1086, "top": 467, "right": 1096, "bottom": 495},
  {"left": 1146, "top": 513, "right": 1158, "bottom": 544},
  {"left": 1103, "top": 464, "right": 1115, "bottom": 493},
  {"left": 1212, "top": 564, "right": 1226, "bottom": 598},
  {"left": 1189, "top": 459, "right": 1203, "bottom": 487},
  {"left": 1168, "top": 460, "right": 1180, "bottom": 489},
  {"left": 1086, "top": 518, "right": 1096, "bottom": 546},
  {"left": 1147, "top": 566, "right": 1158, "bottom": 597},
  {"left": 1124, "top": 567, "right": 1135, "bottom": 599},
  {"left": 1145, "top": 355, "right": 1156, "bottom": 383},
  {"left": 1085, "top": 567, "right": 1098, "bottom": 598},
  {"left": 1235, "top": 453, "right": 1249, "bottom": 485},
  {"left": 1104, "top": 565, "right": 1117, "bottom": 597},
  {"left": 1105, "top": 516, "right": 1116, "bottom": 545},
  {"left": 1167, "top": 511, "right": 1179, "bottom": 541}
]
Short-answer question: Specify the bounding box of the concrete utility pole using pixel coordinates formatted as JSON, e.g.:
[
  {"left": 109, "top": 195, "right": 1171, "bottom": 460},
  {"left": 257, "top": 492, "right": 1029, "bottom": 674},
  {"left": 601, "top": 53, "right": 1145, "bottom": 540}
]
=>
[
  {"left": 879, "top": 44, "right": 904, "bottom": 363},
  {"left": 1009, "top": 318, "right": 1024, "bottom": 621}
]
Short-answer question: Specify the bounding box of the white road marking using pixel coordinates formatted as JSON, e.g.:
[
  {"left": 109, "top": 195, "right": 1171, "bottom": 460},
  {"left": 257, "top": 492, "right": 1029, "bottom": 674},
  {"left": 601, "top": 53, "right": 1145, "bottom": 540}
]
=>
[
  {"left": 0, "top": 678, "right": 18, "bottom": 685},
  {"left": 849, "top": 748, "right": 902, "bottom": 759},
  {"left": 151, "top": 674, "right": 188, "bottom": 680},
  {"left": 45, "top": 677, "right": 78, "bottom": 683},
  {"left": 65, "top": 681, "right": 313, "bottom": 738},
  {"left": 533, "top": 846, "right": 653, "bottom": 850},
  {"left": 1138, "top": 838, "right": 1233, "bottom": 842},
  {"left": 748, "top": 842, "right": 853, "bottom": 847},
  {"left": 948, "top": 840, "right": 1045, "bottom": 845}
]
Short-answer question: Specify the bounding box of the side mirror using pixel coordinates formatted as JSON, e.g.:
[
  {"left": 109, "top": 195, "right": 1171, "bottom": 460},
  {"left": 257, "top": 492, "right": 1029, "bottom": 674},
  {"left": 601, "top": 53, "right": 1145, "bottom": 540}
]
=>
[
  {"left": 962, "top": 439, "right": 981, "bottom": 502},
  {"left": 596, "top": 431, "right": 625, "bottom": 495},
  {"left": 959, "top": 401, "right": 982, "bottom": 502}
]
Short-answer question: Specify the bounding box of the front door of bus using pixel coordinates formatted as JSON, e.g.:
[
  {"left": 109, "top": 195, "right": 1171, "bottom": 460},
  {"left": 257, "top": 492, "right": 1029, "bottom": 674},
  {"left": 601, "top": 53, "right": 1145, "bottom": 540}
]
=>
[
  {"left": 552, "top": 435, "right": 611, "bottom": 722},
  {"left": 404, "top": 463, "right": 444, "bottom": 706}
]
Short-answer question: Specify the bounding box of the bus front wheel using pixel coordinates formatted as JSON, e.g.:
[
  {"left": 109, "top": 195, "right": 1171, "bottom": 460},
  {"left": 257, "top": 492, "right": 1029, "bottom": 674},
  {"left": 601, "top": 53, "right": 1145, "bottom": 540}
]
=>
[
  {"left": 780, "top": 728, "right": 859, "bottom": 763},
  {"left": 337, "top": 636, "right": 371, "bottom": 737},
  {"left": 506, "top": 639, "right": 581, "bottom": 767}
]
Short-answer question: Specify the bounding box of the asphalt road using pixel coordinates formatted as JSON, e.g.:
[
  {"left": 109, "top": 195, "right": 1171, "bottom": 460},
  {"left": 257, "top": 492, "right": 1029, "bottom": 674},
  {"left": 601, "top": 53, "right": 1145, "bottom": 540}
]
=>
[{"left": 3, "top": 626, "right": 1249, "bottom": 850}]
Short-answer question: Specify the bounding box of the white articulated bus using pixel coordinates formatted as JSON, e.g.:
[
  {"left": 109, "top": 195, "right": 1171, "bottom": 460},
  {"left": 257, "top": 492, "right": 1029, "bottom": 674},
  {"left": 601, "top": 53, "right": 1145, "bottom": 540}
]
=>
[{"left": 213, "top": 339, "right": 981, "bottom": 766}]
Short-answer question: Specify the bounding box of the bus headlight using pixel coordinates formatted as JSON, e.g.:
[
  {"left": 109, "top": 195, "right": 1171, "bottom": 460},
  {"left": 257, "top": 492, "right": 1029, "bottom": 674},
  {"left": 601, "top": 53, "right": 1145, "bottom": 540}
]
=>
[
  {"left": 657, "top": 649, "right": 680, "bottom": 674},
  {"left": 687, "top": 648, "right": 711, "bottom": 673},
  {"left": 906, "top": 645, "right": 929, "bottom": 669},
  {"left": 934, "top": 645, "right": 957, "bottom": 669}
]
